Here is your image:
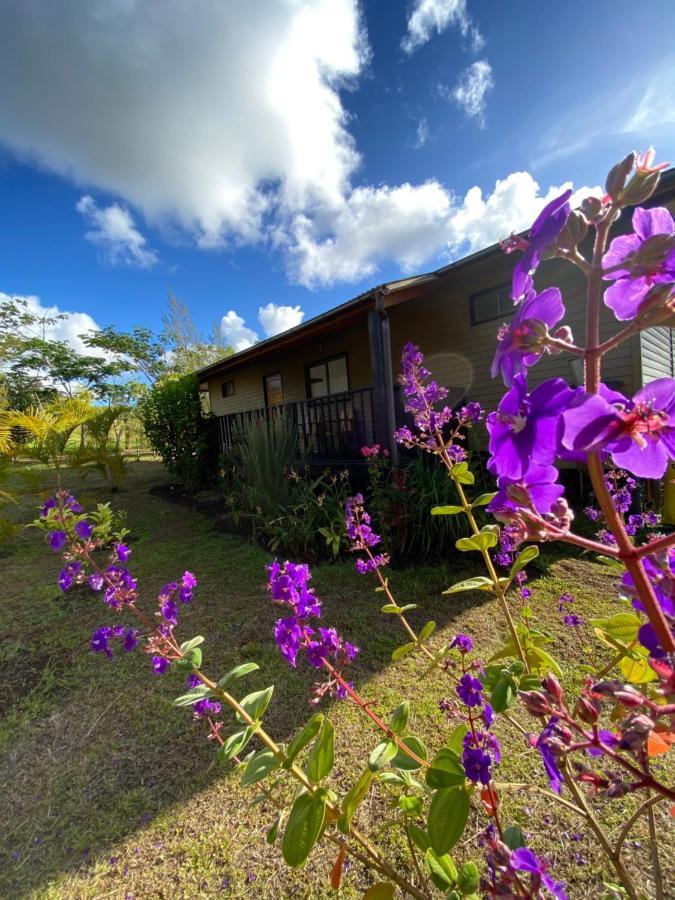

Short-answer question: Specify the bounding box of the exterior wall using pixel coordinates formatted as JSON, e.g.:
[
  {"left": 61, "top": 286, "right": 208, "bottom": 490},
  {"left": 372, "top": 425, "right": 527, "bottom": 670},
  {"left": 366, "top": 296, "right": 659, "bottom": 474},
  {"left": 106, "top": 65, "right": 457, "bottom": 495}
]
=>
[
  {"left": 388, "top": 255, "right": 637, "bottom": 414},
  {"left": 207, "top": 314, "right": 372, "bottom": 416},
  {"left": 640, "top": 326, "right": 675, "bottom": 384}
]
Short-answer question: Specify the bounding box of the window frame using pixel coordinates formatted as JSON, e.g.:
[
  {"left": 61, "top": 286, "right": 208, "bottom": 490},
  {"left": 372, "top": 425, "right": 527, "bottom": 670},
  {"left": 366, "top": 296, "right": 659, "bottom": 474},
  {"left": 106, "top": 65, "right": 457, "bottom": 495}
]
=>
[
  {"left": 221, "top": 380, "right": 235, "bottom": 398},
  {"left": 304, "top": 352, "right": 350, "bottom": 400},
  {"left": 468, "top": 282, "right": 513, "bottom": 326}
]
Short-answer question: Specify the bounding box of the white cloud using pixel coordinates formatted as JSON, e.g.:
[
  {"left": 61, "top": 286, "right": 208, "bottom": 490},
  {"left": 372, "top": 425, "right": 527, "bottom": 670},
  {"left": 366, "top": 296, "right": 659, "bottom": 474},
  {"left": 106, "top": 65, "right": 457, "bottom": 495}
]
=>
[
  {"left": 449, "top": 60, "right": 493, "bottom": 125},
  {"left": 287, "top": 171, "right": 602, "bottom": 288},
  {"left": 411, "top": 118, "right": 430, "bottom": 149},
  {"left": 218, "top": 310, "right": 259, "bottom": 352},
  {"left": 257, "top": 303, "right": 304, "bottom": 337},
  {"left": 0, "top": 292, "right": 102, "bottom": 356},
  {"left": 401, "top": 0, "right": 483, "bottom": 54},
  {"left": 76, "top": 195, "right": 157, "bottom": 268},
  {"left": 0, "top": 0, "right": 367, "bottom": 247},
  {"left": 622, "top": 67, "right": 675, "bottom": 133}
]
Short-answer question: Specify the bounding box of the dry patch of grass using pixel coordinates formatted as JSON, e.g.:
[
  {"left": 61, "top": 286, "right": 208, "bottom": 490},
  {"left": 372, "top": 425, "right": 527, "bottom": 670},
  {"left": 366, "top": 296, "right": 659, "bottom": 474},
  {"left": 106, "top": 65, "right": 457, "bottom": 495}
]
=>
[{"left": 0, "top": 462, "right": 672, "bottom": 898}]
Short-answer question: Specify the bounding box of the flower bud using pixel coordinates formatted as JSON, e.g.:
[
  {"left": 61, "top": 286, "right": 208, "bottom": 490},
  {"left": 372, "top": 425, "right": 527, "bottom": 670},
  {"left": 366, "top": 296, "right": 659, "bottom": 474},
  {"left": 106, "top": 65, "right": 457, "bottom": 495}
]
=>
[
  {"left": 575, "top": 696, "right": 600, "bottom": 724},
  {"left": 613, "top": 688, "right": 646, "bottom": 709},
  {"left": 555, "top": 209, "right": 589, "bottom": 253},
  {"left": 580, "top": 196, "right": 606, "bottom": 224},
  {"left": 549, "top": 326, "right": 574, "bottom": 355},
  {"left": 543, "top": 673, "right": 564, "bottom": 704},
  {"left": 619, "top": 713, "right": 655, "bottom": 751},
  {"left": 605, "top": 153, "right": 636, "bottom": 201},
  {"left": 606, "top": 779, "right": 631, "bottom": 798},
  {"left": 622, "top": 170, "right": 661, "bottom": 206},
  {"left": 632, "top": 233, "right": 675, "bottom": 272},
  {"left": 519, "top": 689, "right": 551, "bottom": 717}
]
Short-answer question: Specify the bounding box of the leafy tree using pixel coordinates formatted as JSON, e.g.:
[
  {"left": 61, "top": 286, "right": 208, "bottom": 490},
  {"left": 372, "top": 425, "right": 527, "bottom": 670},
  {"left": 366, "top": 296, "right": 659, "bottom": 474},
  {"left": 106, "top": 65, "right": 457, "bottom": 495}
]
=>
[
  {"left": 82, "top": 324, "right": 167, "bottom": 384},
  {"left": 161, "top": 291, "right": 233, "bottom": 374}
]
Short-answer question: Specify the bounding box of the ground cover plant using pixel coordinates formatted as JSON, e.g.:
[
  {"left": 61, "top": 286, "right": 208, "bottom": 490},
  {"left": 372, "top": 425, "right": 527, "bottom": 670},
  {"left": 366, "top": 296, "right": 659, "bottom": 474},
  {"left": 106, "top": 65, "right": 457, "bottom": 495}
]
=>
[{"left": 3, "top": 151, "right": 675, "bottom": 898}]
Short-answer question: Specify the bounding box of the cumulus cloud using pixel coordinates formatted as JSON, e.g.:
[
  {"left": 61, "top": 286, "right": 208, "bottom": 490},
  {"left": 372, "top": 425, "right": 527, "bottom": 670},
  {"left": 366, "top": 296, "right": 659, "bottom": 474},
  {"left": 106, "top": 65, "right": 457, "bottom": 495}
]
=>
[
  {"left": 257, "top": 303, "right": 304, "bottom": 337},
  {"left": 0, "top": 291, "right": 102, "bottom": 355},
  {"left": 218, "top": 311, "right": 260, "bottom": 353},
  {"left": 0, "top": 0, "right": 367, "bottom": 247},
  {"left": 449, "top": 60, "right": 493, "bottom": 125},
  {"left": 401, "top": 0, "right": 483, "bottom": 54},
  {"left": 287, "top": 172, "right": 601, "bottom": 287},
  {"left": 76, "top": 195, "right": 157, "bottom": 268}
]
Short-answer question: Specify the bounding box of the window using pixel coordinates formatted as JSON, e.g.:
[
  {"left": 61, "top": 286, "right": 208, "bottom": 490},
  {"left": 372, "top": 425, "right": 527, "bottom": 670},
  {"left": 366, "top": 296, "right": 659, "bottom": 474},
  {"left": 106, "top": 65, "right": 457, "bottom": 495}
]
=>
[
  {"left": 264, "top": 372, "right": 284, "bottom": 406},
  {"left": 469, "top": 283, "right": 512, "bottom": 325},
  {"left": 306, "top": 354, "right": 349, "bottom": 399},
  {"left": 221, "top": 380, "right": 235, "bottom": 398}
]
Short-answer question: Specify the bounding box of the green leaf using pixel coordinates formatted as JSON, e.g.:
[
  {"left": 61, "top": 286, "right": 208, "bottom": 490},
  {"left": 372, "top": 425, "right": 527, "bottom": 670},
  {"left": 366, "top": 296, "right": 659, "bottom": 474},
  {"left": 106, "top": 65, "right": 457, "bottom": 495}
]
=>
[
  {"left": 241, "top": 749, "right": 279, "bottom": 787},
  {"left": 472, "top": 492, "right": 497, "bottom": 508},
  {"left": 381, "top": 603, "right": 403, "bottom": 614},
  {"left": 450, "top": 462, "right": 475, "bottom": 485},
  {"left": 418, "top": 620, "right": 436, "bottom": 642},
  {"left": 284, "top": 713, "right": 324, "bottom": 768},
  {"left": 456, "top": 532, "right": 497, "bottom": 553},
  {"left": 266, "top": 811, "right": 283, "bottom": 844},
  {"left": 218, "top": 726, "right": 255, "bottom": 761},
  {"left": 426, "top": 749, "right": 466, "bottom": 789},
  {"left": 443, "top": 576, "right": 494, "bottom": 595},
  {"left": 339, "top": 769, "right": 373, "bottom": 833},
  {"left": 457, "top": 861, "right": 480, "bottom": 895},
  {"left": 179, "top": 635, "right": 205, "bottom": 653},
  {"left": 425, "top": 848, "right": 458, "bottom": 891},
  {"left": 218, "top": 662, "right": 260, "bottom": 690},
  {"left": 503, "top": 825, "right": 526, "bottom": 850},
  {"left": 431, "top": 504, "right": 464, "bottom": 516},
  {"left": 237, "top": 685, "right": 274, "bottom": 722},
  {"left": 509, "top": 545, "right": 539, "bottom": 579},
  {"left": 305, "top": 719, "right": 334, "bottom": 783},
  {"left": 427, "top": 786, "right": 470, "bottom": 856},
  {"left": 400, "top": 603, "right": 418, "bottom": 612},
  {"left": 446, "top": 723, "right": 469, "bottom": 756},
  {"left": 399, "top": 794, "right": 424, "bottom": 816},
  {"left": 174, "top": 646, "right": 202, "bottom": 671},
  {"left": 408, "top": 823, "right": 430, "bottom": 852},
  {"left": 590, "top": 612, "right": 641, "bottom": 646},
  {"left": 173, "top": 685, "right": 211, "bottom": 707},
  {"left": 527, "top": 646, "right": 563, "bottom": 677},
  {"left": 618, "top": 648, "right": 657, "bottom": 684},
  {"left": 363, "top": 884, "right": 395, "bottom": 900},
  {"left": 368, "top": 740, "right": 398, "bottom": 771},
  {"left": 490, "top": 677, "right": 518, "bottom": 713},
  {"left": 392, "top": 641, "right": 416, "bottom": 661},
  {"left": 390, "top": 735, "right": 428, "bottom": 771},
  {"left": 282, "top": 791, "right": 327, "bottom": 868},
  {"left": 389, "top": 701, "right": 410, "bottom": 735},
  {"left": 595, "top": 554, "right": 625, "bottom": 571}
]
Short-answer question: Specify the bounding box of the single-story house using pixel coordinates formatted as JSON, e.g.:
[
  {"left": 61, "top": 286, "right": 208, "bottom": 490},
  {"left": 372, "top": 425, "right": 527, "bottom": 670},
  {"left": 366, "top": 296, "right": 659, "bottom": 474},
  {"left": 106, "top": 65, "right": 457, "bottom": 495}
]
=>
[{"left": 197, "top": 169, "right": 675, "bottom": 468}]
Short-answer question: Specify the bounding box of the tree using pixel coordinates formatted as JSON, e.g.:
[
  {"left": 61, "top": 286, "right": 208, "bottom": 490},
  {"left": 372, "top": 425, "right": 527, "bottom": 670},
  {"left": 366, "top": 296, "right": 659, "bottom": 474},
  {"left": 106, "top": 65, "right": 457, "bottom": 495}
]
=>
[
  {"left": 82, "top": 325, "right": 167, "bottom": 384},
  {"left": 161, "top": 291, "right": 233, "bottom": 374}
]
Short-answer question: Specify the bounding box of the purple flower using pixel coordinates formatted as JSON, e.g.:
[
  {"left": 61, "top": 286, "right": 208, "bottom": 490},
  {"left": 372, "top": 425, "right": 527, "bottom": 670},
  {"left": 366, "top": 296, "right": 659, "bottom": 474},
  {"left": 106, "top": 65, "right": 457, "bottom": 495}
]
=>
[
  {"left": 450, "top": 633, "right": 473, "bottom": 654},
  {"left": 40, "top": 497, "right": 56, "bottom": 517},
  {"left": 487, "top": 375, "right": 576, "bottom": 479},
  {"left": 193, "top": 697, "right": 222, "bottom": 718},
  {"left": 267, "top": 561, "right": 321, "bottom": 618},
  {"left": 535, "top": 718, "right": 565, "bottom": 794},
  {"left": 510, "top": 847, "right": 568, "bottom": 899},
  {"left": 456, "top": 673, "right": 483, "bottom": 707},
  {"left": 88, "top": 573, "right": 104, "bottom": 592},
  {"left": 74, "top": 520, "right": 93, "bottom": 540},
  {"left": 345, "top": 495, "right": 381, "bottom": 550},
  {"left": 563, "top": 614, "right": 584, "bottom": 627},
  {"left": 64, "top": 495, "right": 83, "bottom": 514},
  {"left": 160, "top": 598, "right": 178, "bottom": 626},
  {"left": 462, "top": 746, "right": 492, "bottom": 784},
  {"left": 489, "top": 464, "right": 565, "bottom": 519},
  {"left": 274, "top": 616, "right": 304, "bottom": 667},
  {"left": 509, "top": 189, "right": 572, "bottom": 301},
  {"left": 48, "top": 530, "right": 67, "bottom": 551},
  {"left": 179, "top": 587, "right": 193, "bottom": 604},
  {"left": 306, "top": 626, "right": 358, "bottom": 671},
  {"left": 115, "top": 543, "right": 131, "bottom": 563},
  {"left": 602, "top": 207, "right": 675, "bottom": 320},
  {"left": 491, "top": 288, "right": 566, "bottom": 386},
  {"left": 395, "top": 342, "right": 453, "bottom": 441},
  {"left": 186, "top": 673, "right": 201, "bottom": 688},
  {"left": 91, "top": 626, "right": 113, "bottom": 658},
  {"left": 182, "top": 571, "right": 197, "bottom": 589},
  {"left": 558, "top": 592, "right": 574, "bottom": 612},
  {"left": 152, "top": 656, "right": 170, "bottom": 675},
  {"left": 122, "top": 628, "right": 138, "bottom": 652},
  {"left": 102, "top": 565, "right": 137, "bottom": 609},
  {"left": 563, "top": 379, "right": 675, "bottom": 478},
  {"left": 355, "top": 553, "right": 389, "bottom": 575},
  {"left": 58, "top": 562, "right": 81, "bottom": 592}
]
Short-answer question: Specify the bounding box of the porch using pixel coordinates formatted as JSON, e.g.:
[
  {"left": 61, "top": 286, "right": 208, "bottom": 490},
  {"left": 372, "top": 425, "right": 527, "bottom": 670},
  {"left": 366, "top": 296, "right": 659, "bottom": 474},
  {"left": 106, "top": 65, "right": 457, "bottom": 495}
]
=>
[{"left": 213, "top": 386, "right": 377, "bottom": 465}]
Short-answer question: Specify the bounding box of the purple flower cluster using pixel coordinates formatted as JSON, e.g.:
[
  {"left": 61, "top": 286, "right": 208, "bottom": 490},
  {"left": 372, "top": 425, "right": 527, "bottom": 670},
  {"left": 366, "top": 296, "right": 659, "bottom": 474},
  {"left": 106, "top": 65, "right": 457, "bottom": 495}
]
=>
[
  {"left": 621, "top": 548, "right": 675, "bottom": 657},
  {"left": 156, "top": 572, "right": 199, "bottom": 628},
  {"left": 101, "top": 564, "right": 138, "bottom": 609},
  {"left": 268, "top": 561, "right": 358, "bottom": 695},
  {"left": 58, "top": 561, "right": 82, "bottom": 592},
  {"left": 345, "top": 494, "right": 390, "bottom": 575},
  {"left": 91, "top": 625, "right": 138, "bottom": 659},
  {"left": 193, "top": 697, "right": 222, "bottom": 719},
  {"left": 482, "top": 824, "right": 567, "bottom": 899}
]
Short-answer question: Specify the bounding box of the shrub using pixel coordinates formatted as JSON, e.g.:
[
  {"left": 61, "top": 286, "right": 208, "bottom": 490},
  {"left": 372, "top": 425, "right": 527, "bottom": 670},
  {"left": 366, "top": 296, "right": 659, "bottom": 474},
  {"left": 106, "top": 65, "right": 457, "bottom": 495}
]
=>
[{"left": 141, "top": 374, "right": 211, "bottom": 488}]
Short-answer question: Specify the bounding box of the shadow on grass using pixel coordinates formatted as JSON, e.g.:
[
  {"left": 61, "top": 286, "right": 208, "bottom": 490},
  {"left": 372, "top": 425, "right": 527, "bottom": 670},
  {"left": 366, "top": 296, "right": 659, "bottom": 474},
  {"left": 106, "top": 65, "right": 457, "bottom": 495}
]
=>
[{"left": 0, "top": 460, "right": 503, "bottom": 897}]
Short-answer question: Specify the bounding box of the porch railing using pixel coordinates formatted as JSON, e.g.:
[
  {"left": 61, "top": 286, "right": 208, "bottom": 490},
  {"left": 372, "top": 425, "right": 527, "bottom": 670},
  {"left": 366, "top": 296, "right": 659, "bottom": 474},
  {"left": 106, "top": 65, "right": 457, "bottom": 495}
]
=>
[{"left": 214, "top": 387, "right": 375, "bottom": 463}]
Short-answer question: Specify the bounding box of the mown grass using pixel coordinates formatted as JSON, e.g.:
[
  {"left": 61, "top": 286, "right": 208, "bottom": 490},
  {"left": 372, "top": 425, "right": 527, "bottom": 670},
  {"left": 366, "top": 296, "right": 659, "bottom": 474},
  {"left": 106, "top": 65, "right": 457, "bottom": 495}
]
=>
[{"left": 0, "top": 461, "right": 672, "bottom": 899}]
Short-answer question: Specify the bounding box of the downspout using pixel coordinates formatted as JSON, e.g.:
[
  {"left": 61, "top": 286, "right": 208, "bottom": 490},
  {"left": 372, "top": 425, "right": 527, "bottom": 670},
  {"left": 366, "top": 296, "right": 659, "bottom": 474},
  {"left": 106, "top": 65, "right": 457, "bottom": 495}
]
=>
[{"left": 374, "top": 289, "right": 399, "bottom": 467}]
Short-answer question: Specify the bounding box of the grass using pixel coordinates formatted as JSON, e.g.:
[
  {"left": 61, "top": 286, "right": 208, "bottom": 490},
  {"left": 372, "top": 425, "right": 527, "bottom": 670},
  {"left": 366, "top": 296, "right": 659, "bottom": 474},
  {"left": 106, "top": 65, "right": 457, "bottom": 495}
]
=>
[{"left": 0, "top": 461, "right": 672, "bottom": 898}]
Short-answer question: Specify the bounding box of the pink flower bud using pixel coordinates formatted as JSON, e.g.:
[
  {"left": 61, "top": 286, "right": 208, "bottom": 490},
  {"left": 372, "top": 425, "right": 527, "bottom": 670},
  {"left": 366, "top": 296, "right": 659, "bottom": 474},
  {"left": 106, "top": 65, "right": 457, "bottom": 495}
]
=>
[
  {"left": 519, "top": 690, "right": 551, "bottom": 717},
  {"left": 543, "top": 674, "right": 564, "bottom": 703},
  {"left": 575, "top": 696, "right": 600, "bottom": 724}
]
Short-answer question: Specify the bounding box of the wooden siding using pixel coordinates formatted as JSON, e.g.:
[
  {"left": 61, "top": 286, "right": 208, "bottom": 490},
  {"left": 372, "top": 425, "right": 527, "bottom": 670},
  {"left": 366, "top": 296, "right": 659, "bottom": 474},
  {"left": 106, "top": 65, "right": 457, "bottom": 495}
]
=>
[
  {"left": 207, "top": 315, "right": 372, "bottom": 416},
  {"left": 388, "top": 255, "right": 637, "bottom": 414},
  {"left": 640, "top": 326, "right": 675, "bottom": 384}
]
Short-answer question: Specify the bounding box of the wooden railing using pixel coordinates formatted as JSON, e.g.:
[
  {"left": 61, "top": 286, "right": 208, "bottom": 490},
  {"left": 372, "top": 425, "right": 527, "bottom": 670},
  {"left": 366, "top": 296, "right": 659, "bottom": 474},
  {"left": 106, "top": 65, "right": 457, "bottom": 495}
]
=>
[{"left": 214, "top": 387, "right": 376, "bottom": 463}]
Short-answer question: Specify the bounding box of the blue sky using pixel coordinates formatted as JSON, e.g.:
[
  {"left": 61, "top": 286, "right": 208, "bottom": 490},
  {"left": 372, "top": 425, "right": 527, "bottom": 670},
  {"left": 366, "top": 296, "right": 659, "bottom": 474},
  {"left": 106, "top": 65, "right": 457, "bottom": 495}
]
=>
[{"left": 0, "top": 0, "right": 673, "bottom": 354}]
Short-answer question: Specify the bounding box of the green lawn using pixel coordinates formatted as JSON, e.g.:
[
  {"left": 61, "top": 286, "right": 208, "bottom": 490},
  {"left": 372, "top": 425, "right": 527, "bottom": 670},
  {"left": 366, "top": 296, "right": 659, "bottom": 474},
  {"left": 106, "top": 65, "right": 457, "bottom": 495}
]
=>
[{"left": 0, "top": 462, "right": 672, "bottom": 898}]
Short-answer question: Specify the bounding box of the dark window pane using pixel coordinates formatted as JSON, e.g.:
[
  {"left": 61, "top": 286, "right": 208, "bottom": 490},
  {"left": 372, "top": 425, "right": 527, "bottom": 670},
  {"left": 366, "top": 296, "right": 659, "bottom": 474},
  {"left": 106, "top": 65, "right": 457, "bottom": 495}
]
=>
[
  {"left": 327, "top": 356, "right": 349, "bottom": 394},
  {"left": 308, "top": 363, "right": 328, "bottom": 398},
  {"left": 265, "top": 373, "right": 284, "bottom": 406}
]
